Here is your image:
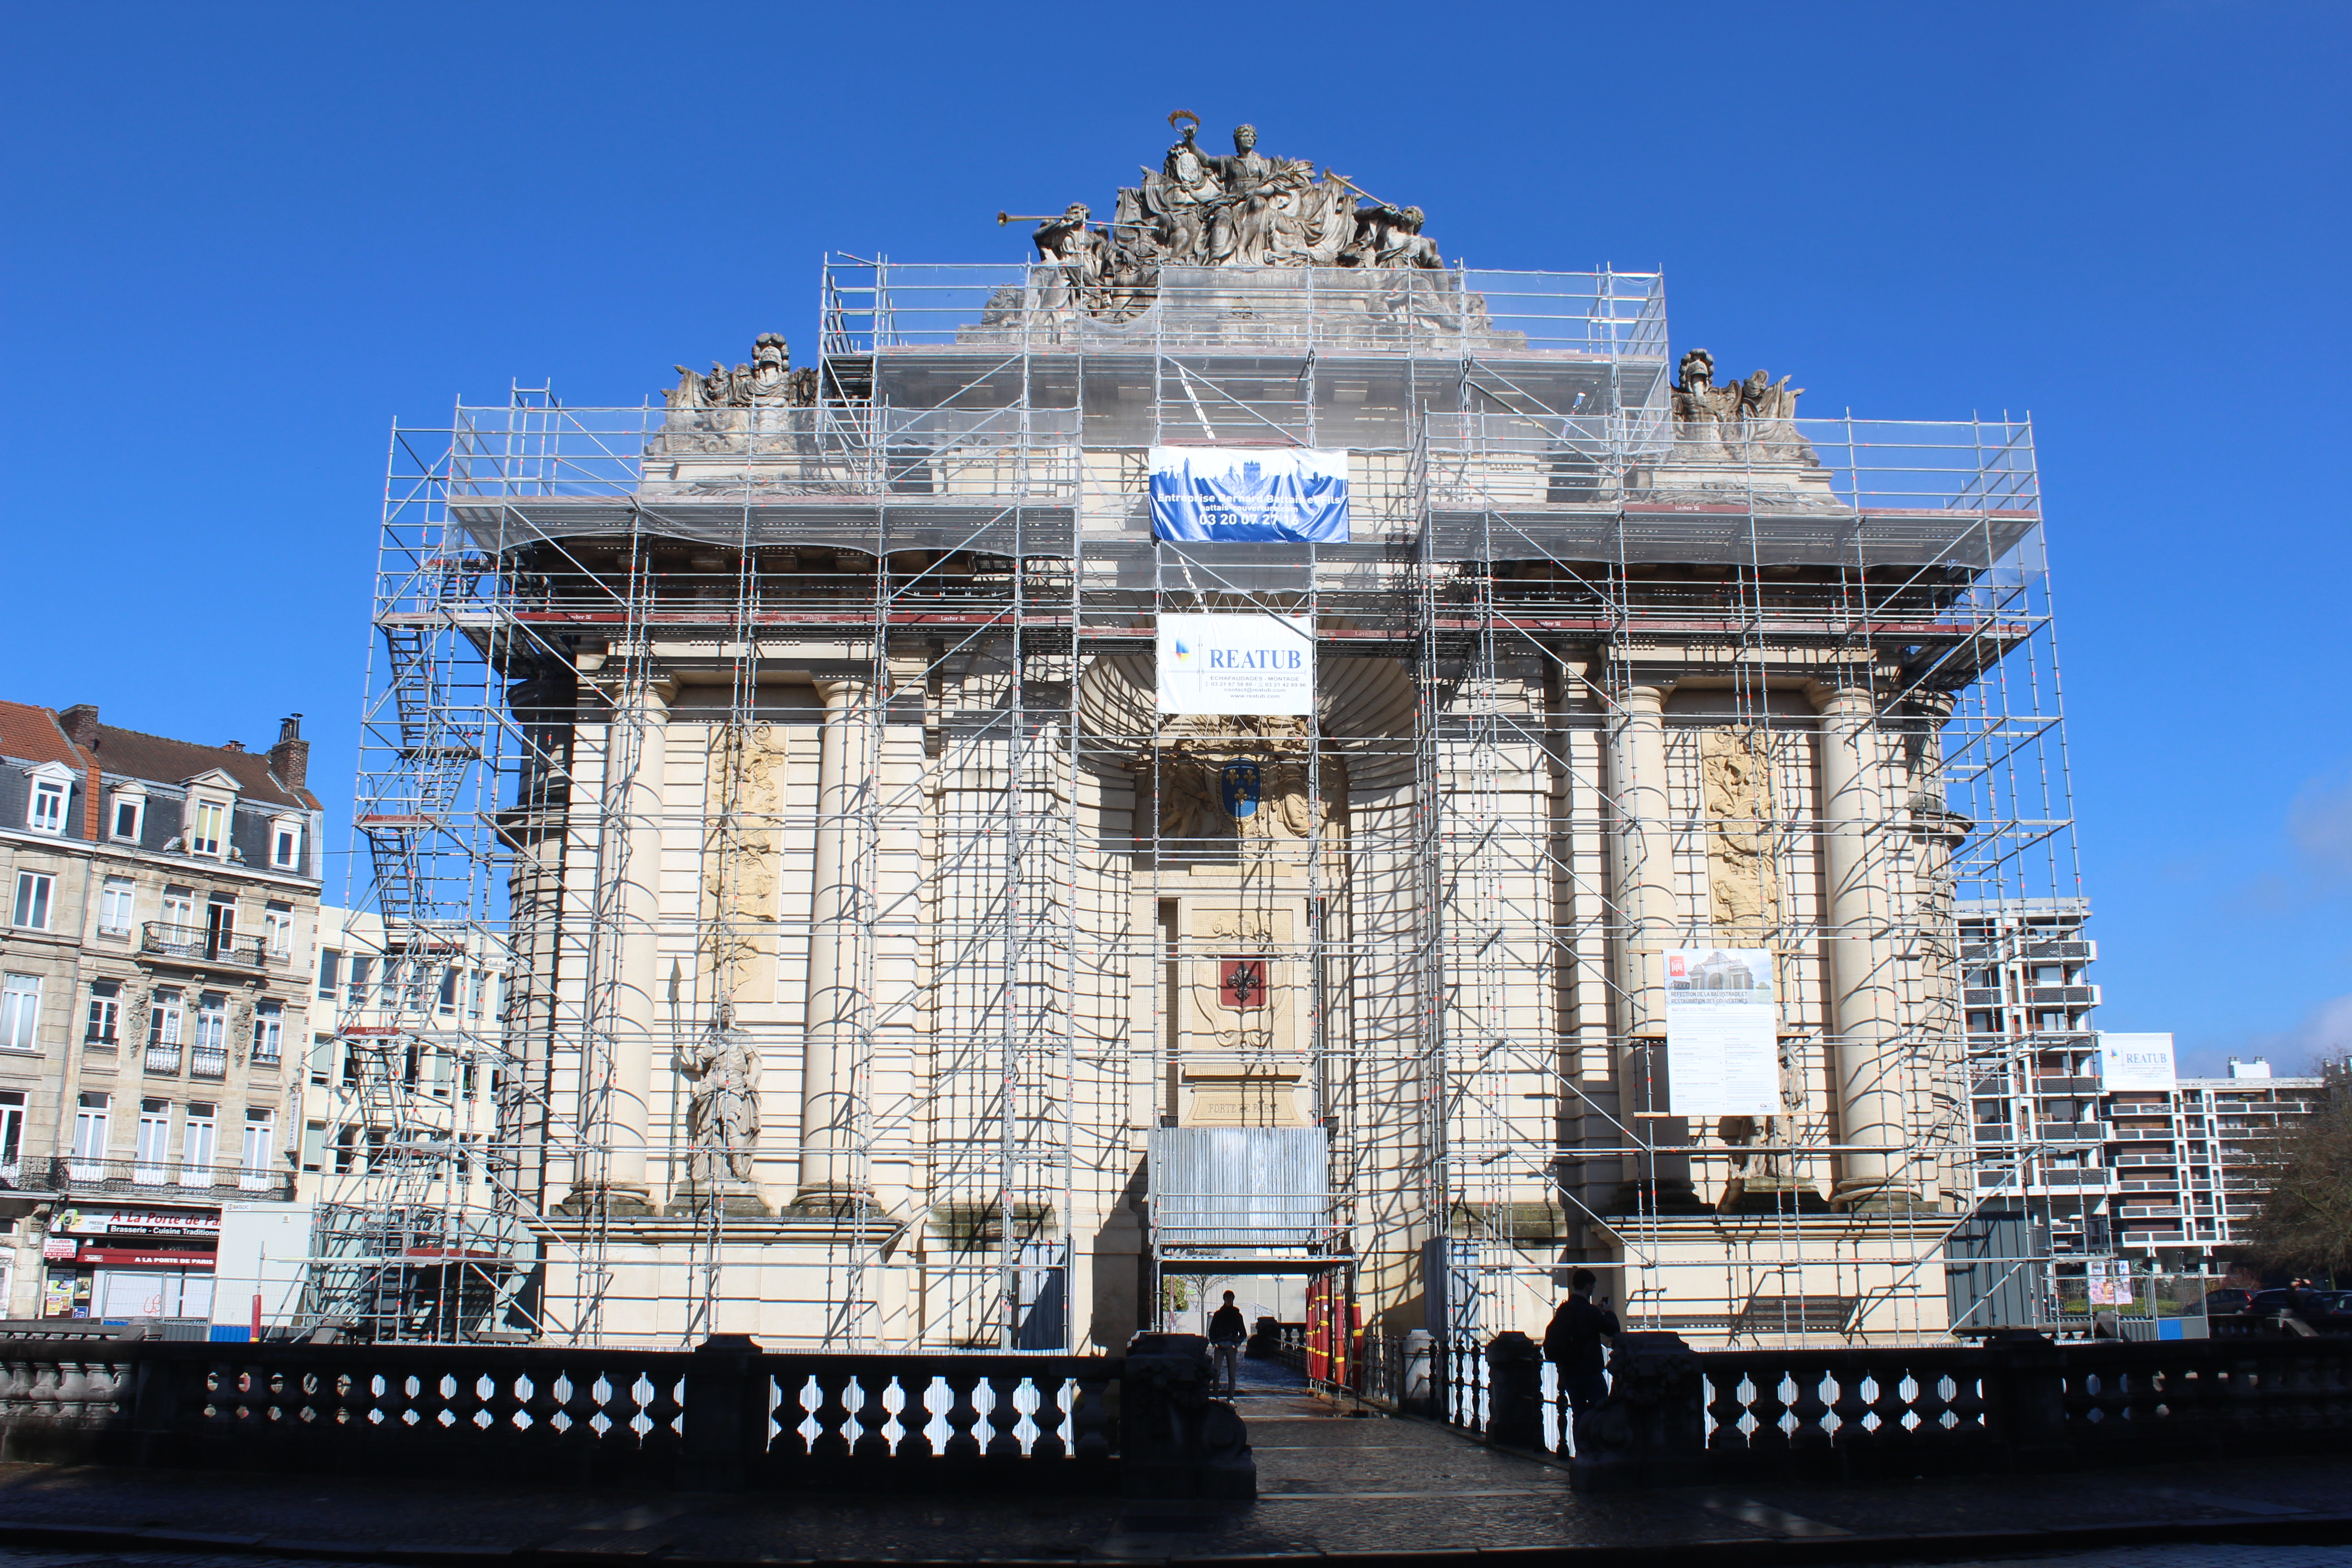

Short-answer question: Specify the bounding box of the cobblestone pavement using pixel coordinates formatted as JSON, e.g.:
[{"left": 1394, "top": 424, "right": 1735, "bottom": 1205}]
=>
[{"left": 0, "top": 1384, "right": 2342, "bottom": 1563}]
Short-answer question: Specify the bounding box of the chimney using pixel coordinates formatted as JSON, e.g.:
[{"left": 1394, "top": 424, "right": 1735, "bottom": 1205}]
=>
[
  {"left": 223, "top": 740, "right": 245, "bottom": 753},
  {"left": 268, "top": 713, "right": 309, "bottom": 790},
  {"left": 58, "top": 704, "right": 99, "bottom": 750}
]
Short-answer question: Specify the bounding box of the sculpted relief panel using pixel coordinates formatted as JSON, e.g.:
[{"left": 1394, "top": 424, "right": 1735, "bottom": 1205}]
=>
[{"left": 1699, "top": 726, "right": 1780, "bottom": 940}]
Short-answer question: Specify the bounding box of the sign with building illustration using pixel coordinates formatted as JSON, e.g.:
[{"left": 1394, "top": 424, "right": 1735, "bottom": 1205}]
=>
[
  {"left": 1149, "top": 446, "right": 1350, "bottom": 543},
  {"left": 1157, "top": 612, "right": 1315, "bottom": 715},
  {"left": 2097, "top": 1032, "right": 2176, "bottom": 1092},
  {"left": 1664, "top": 948, "right": 1778, "bottom": 1117}
]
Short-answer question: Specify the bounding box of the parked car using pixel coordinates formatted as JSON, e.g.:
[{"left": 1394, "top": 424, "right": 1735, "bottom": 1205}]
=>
[{"left": 2202, "top": 1288, "right": 2254, "bottom": 1317}]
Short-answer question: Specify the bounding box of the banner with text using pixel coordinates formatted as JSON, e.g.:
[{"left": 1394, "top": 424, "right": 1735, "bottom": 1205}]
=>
[
  {"left": 1149, "top": 446, "right": 1350, "bottom": 543},
  {"left": 1157, "top": 613, "right": 1316, "bottom": 715},
  {"left": 2098, "top": 1032, "right": 2177, "bottom": 1092},
  {"left": 1664, "top": 948, "right": 1779, "bottom": 1117}
]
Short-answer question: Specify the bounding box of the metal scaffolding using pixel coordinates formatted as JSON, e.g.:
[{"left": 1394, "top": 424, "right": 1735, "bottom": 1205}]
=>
[{"left": 328, "top": 256, "right": 2078, "bottom": 1350}]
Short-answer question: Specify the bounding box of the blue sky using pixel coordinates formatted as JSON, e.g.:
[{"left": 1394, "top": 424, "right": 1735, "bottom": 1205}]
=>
[{"left": 4, "top": 2, "right": 2346, "bottom": 1076}]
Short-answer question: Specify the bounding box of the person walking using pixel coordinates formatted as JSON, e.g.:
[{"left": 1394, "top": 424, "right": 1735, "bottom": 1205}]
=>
[
  {"left": 1208, "top": 1289, "right": 1248, "bottom": 1396},
  {"left": 1541, "top": 1269, "right": 1620, "bottom": 1419}
]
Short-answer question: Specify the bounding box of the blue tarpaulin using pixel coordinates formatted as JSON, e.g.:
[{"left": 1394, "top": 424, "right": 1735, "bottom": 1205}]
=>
[{"left": 1149, "top": 446, "right": 1350, "bottom": 543}]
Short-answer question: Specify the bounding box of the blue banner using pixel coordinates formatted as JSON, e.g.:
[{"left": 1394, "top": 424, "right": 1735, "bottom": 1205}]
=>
[{"left": 1149, "top": 446, "right": 1350, "bottom": 544}]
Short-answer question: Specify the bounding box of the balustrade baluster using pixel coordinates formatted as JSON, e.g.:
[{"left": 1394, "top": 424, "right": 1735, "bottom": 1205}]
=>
[
  {"left": 810, "top": 1370, "right": 853, "bottom": 1460},
  {"left": 1788, "top": 1368, "right": 1831, "bottom": 1450},
  {"left": 941, "top": 1369, "right": 982, "bottom": 1460},
  {"left": 852, "top": 1369, "right": 893, "bottom": 1461},
  {"left": 1029, "top": 1373, "right": 1067, "bottom": 1462},
  {"left": 983, "top": 1372, "right": 1024, "bottom": 1458},
  {"left": 894, "top": 1373, "right": 938, "bottom": 1461},
  {"left": 1070, "top": 1374, "right": 1111, "bottom": 1461},
  {"left": 1751, "top": 1367, "right": 1792, "bottom": 1451},
  {"left": 1705, "top": 1367, "right": 1749, "bottom": 1451}
]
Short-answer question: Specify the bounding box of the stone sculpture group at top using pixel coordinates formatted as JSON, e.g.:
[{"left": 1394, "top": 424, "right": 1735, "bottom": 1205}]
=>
[
  {"left": 666, "top": 332, "right": 817, "bottom": 412},
  {"left": 1025, "top": 113, "right": 1448, "bottom": 318}
]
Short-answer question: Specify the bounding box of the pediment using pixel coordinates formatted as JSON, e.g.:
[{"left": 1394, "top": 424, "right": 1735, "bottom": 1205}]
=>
[
  {"left": 24, "top": 760, "right": 75, "bottom": 783},
  {"left": 180, "top": 767, "right": 243, "bottom": 793}
]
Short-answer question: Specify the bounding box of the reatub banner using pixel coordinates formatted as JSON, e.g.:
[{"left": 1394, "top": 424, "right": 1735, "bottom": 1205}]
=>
[
  {"left": 1149, "top": 446, "right": 1350, "bottom": 543},
  {"left": 1157, "top": 613, "right": 1315, "bottom": 715}
]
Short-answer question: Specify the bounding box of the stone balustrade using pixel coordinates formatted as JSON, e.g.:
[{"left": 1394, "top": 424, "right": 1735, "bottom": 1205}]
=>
[
  {"left": 0, "top": 1331, "right": 1254, "bottom": 1499},
  {"left": 1449, "top": 1328, "right": 2352, "bottom": 1490}
]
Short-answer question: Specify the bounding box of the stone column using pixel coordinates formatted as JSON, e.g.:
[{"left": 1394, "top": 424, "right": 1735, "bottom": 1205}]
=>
[
  {"left": 1606, "top": 679, "right": 1690, "bottom": 1208},
  {"left": 1813, "top": 681, "right": 1909, "bottom": 1208},
  {"left": 566, "top": 674, "right": 668, "bottom": 1214},
  {"left": 795, "top": 676, "right": 872, "bottom": 1209}
]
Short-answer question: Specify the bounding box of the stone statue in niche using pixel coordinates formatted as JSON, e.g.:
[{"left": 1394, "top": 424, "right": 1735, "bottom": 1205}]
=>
[
  {"left": 675, "top": 1019, "right": 761, "bottom": 1186},
  {"left": 1699, "top": 726, "right": 1779, "bottom": 936}
]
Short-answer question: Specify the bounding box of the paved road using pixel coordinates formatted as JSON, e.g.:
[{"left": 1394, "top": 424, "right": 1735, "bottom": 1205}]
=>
[{"left": 0, "top": 1365, "right": 2342, "bottom": 1563}]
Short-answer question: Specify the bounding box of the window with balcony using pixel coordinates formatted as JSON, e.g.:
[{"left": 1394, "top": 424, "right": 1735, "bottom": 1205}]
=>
[
  {"left": 136, "top": 1099, "right": 172, "bottom": 1185},
  {"left": 191, "top": 994, "right": 227, "bottom": 1078},
  {"left": 71, "top": 1092, "right": 108, "bottom": 1179},
  {"left": 189, "top": 799, "right": 227, "bottom": 858},
  {"left": 28, "top": 779, "right": 65, "bottom": 834},
  {"left": 181, "top": 1103, "right": 216, "bottom": 1186},
  {"left": 264, "top": 903, "right": 292, "bottom": 957},
  {"left": 147, "top": 986, "right": 184, "bottom": 1072},
  {"left": 12, "top": 872, "right": 53, "bottom": 930},
  {"left": 251, "top": 1001, "right": 282, "bottom": 1065},
  {"left": 0, "top": 1092, "right": 22, "bottom": 1181},
  {"left": 98, "top": 877, "right": 134, "bottom": 936},
  {"left": 160, "top": 887, "right": 194, "bottom": 944},
  {"left": 0, "top": 974, "right": 39, "bottom": 1052},
  {"left": 85, "top": 980, "right": 120, "bottom": 1045},
  {"left": 240, "top": 1108, "right": 275, "bottom": 1190}
]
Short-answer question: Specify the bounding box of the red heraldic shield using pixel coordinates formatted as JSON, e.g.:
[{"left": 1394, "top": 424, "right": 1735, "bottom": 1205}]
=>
[{"left": 1218, "top": 957, "right": 1270, "bottom": 1010}]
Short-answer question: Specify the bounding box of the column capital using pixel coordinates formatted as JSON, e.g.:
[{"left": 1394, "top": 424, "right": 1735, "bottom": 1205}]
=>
[
  {"left": 811, "top": 675, "right": 874, "bottom": 709},
  {"left": 1806, "top": 679, "right": 1875, "bottom": 717}
]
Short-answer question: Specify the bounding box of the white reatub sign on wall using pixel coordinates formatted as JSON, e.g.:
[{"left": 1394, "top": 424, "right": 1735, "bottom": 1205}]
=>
[
  {"left": 2098, "top": 1032, "right": 2177, "bottom": 1092},
  {"left": 1156, "top": 613, "right": 1315, "bottom": 715}
]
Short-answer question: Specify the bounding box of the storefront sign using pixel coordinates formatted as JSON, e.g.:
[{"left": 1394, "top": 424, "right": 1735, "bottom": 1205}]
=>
[
  {"left": 1664, "top": 948, "right": 1779, "bottom": 1117},
  {"left": 1156, "top": 613, "right": 1315, "bottom": 715},
  {"left": 52, "top": 1207, "right": 220, "bottom": 1237},
  {"left": 1149, "top": 446, "right": 1350, "bottom": 543},
  {"left": 41, "top": 1238, "right": 77, "bottom": 1261},
  {"left": 76, "top": 1248, "right": 217, "bottom": 1270}
]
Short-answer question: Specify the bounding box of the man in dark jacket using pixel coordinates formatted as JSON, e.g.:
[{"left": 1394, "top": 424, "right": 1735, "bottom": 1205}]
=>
[
  {"left": 1208, "top": 1289, "right": 1248, "bottom": 1395},
  {"left": 1541, "top": 1269, "right": 1619, "bottom": 1416}
]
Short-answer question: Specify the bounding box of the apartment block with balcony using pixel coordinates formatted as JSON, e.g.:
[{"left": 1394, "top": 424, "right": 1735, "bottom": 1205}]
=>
[
  {"left": 1961, "top": 898, "right": 2110, "bottom": 1255},
  {"left": 2104, "top": 1055, "right": 2327, "bottom": 1269},
  {"left": 0, "top": 700, "right": 321, "bottom": 1321}
]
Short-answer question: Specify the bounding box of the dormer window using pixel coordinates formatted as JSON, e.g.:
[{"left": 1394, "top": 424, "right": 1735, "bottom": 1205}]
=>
[
  {"left": 108, "top": 786, "right": 146, "bottom": 843},
  {"left": 24, "top": 763, "right": 73, "bottom": 836},
  {"left": 269, "top": 814, "right": 303, "bottom": 870},
  {"left": 177, "top": 769, "right": 241, "bottom": 861}
]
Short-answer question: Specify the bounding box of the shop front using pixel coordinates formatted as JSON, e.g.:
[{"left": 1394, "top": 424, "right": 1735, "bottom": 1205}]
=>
[{"left": 44, "top": 1205, "right": 220, "bottom": 1320}]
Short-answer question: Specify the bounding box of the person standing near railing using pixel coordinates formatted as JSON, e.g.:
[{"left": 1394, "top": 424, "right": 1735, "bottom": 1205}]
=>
[
  {"left": 1542, "top": 1269, "right": 1620, "bottom": 1419},
  {"left": 1208, "top": 1290, "right": 1248, "bottom": 1396}
]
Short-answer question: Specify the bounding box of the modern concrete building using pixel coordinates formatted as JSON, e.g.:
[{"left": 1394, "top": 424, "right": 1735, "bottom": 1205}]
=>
[
  {"left": 0, "top": 700, "right": 321, "bottom": 1320},
  {"left": 2106, "top": 1056, "right": 2327, "bottom": 1269},
  {"left": 343, "top": 122, "right": 2081, "bottom": 1349}
]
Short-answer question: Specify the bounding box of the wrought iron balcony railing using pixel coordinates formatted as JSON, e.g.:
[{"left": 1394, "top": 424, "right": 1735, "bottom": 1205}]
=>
[
  {"left": 139, "top": 924, "right": 274, "bottom": 969},
  {"left": 44, "top": 1155, "right": 293, "bottom": 1202}
]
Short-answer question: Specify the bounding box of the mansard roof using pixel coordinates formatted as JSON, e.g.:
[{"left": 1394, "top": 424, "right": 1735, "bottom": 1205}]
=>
[{"left": 87, "top": 723, "right": 318, "bottom": 811}]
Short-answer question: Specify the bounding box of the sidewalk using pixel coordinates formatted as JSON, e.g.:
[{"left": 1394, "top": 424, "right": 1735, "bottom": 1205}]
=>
[{"left": 0, "top": 1385, "right": 2343, "bottom": 1566}]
